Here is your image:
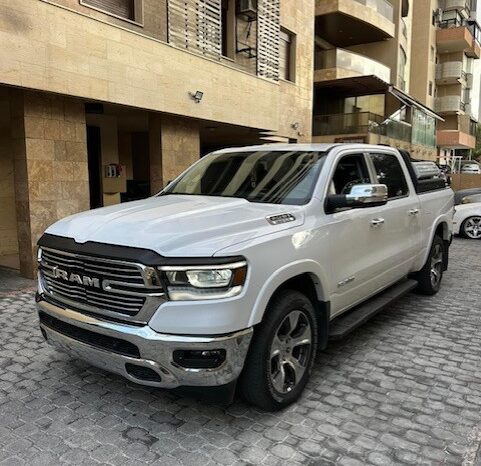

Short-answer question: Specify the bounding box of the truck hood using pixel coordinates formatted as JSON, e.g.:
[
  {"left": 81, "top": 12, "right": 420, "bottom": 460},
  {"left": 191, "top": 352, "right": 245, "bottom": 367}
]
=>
[{"left": 45, "top": 195, "right": 305, "bottom": 257}]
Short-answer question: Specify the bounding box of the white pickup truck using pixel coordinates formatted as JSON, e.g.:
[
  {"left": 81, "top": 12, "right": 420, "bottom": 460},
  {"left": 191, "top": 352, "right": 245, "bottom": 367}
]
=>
[{"left": 36, "top": 144, "right": 454, "bottom": 410}]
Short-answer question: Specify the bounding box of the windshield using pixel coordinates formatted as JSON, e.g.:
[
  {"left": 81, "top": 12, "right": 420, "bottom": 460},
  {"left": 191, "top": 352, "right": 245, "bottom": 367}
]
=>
[{"left": 163, "top": 150, "right": 327, "bottom": 205}]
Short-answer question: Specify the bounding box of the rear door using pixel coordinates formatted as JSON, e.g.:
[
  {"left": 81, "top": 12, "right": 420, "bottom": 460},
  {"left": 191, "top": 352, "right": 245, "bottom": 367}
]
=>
[{"left": 366, "top": 151, "right": 422, "bottom": 281}]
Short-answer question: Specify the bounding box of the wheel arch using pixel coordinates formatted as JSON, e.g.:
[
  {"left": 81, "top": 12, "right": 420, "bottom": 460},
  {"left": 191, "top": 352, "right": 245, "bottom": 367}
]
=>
[{"left": 249, "top": 261, "right": 330, "bottom": 350}]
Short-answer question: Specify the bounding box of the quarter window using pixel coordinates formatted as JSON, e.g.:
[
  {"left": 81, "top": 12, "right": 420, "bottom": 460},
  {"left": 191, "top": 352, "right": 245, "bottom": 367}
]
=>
[{"left": 369, "top": 153, "right": 409, "bottom": 199}]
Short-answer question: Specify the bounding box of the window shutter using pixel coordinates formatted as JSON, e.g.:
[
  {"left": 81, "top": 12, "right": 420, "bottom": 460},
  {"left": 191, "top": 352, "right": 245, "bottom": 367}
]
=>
[
  {"left": 257, "top": 0, "right": 280, "bottom": 81},
  {"left": 83, "top": 0, "right": 135, "bottom": 20},
  {"left": 168, "top": 0, "right": 222, "bottom": 58}
]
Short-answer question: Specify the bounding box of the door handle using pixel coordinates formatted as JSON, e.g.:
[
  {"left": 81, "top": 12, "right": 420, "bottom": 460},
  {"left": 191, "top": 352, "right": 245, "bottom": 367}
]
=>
[
  {"left": 409, "top": 208, "right": 420, "bottom": 216},
  {"left": 370, "top": 218, "right": 385, "bottom": 227}
]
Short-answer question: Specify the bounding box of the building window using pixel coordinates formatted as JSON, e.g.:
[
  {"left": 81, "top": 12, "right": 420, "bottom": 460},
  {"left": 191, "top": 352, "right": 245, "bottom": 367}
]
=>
[
  {"left": 430, "top": 46, "right": 435, "bottom": 62},
  {"left": 221, "top": 0, "right": 235, "bottom": 58},
  {"left": 280, "top": 29, "right": 295, "bottom": 82},
  {"left": 428, "top": 81, "right": 433, "bottom": 96},
  {"left": 81, "top": 0, "right": 141, "bottom": 23}
]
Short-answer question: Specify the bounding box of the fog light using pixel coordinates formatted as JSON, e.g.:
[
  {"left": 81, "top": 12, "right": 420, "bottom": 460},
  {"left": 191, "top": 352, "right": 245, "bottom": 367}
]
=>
[{"left": 173, "top": 349, "right": 226, "bottom": 369}]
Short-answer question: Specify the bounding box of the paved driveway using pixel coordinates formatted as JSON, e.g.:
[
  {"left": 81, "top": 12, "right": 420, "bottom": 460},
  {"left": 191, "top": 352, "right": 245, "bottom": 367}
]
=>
[{"left": 0, "top": 238, "right": 480, "bottom": 465}]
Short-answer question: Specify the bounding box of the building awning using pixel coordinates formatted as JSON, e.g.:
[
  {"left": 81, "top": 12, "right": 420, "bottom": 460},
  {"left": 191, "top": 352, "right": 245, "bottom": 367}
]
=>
[{"left": 388, "top": 86, "right": 444, "bottom": 121}]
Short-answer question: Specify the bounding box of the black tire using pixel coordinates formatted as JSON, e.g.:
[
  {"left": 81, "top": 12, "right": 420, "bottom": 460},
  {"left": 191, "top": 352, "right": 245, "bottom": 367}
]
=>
[
  {"left": 239, "top": 290, "right": 318, "bottom": 411},
  {"left": 414, "top": 235, "right": 445, "bottom": 295},
  {"left": 461, "top": 216, "right": 481, "bottom": 240}
]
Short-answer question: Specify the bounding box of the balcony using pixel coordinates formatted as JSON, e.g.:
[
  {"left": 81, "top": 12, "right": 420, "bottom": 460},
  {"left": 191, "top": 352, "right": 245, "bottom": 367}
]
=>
[
  {"left": 315, "top": 0, "right": 395, "bottom": 47},
  {"left": 314, "top": 49, "right": 391, "bottom": 84},
  {"left": 435, "top": 61, "right": 467, "bottom": 84},
  {"left": 312, "top": 112, "right": 412, "bottom": 143},
  {"left": 437, "top": 129, "right": 476, "bottom": 148},
  {"left": 434, "top": 95, "right": 468, "bottom": 113},
  {"left": 437, "top": 14, "right": 481, "bottom": 58}
]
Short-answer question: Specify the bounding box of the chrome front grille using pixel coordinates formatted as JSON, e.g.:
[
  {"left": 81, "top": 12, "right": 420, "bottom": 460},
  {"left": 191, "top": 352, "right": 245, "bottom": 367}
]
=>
[{"left": 38, "top": 247, "right": 165, "bottom": 322}]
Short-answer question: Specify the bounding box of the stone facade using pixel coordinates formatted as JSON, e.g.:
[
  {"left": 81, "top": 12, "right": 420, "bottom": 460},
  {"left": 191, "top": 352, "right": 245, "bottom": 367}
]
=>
[{"left": 10, "top": 90, "right": 89, "bottom": 277}]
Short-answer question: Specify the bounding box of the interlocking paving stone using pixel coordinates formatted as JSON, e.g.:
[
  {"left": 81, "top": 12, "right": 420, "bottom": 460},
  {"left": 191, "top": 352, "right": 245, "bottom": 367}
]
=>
[{"left": 0, "top": 238, "right": 480, "bottom": 465}]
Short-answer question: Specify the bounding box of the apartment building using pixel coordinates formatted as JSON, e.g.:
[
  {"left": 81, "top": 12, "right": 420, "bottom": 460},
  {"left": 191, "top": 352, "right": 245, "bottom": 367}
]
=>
[
  {"left": 0, "top": 0, "right": 314, "bottom": 278},
  {"left": 410, "top": 0, "right": 480, "bottom": 163},
  {"left": 312, "top": 0, "right": 442, "bottom": 160}
]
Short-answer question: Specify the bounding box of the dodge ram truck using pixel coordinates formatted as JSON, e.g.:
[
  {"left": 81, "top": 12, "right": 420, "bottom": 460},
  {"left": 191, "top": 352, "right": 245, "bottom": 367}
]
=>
[{"left": 36, "top": 144, "right": 454, "bottom": 411}]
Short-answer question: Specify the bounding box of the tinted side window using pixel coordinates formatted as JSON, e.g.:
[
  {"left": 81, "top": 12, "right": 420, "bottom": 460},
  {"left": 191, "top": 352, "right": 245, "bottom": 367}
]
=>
[
  {"left": 370, "top": 153, "right": 409, "bottom": 199},
  {"left": 331, "top": 154, "right": 371, "bottom": 195}
]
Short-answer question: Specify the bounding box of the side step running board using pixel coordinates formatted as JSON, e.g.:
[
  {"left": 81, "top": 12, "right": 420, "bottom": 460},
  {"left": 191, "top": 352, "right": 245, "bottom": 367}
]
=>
[{"left": 328, "top": 279, "right": 417, "bottom": 340}]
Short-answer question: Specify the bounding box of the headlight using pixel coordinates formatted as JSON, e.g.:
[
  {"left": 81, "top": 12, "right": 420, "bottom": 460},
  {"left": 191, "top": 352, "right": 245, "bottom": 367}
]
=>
[{"left": 159, "top": 261, "right": 247, "bottom": 301}]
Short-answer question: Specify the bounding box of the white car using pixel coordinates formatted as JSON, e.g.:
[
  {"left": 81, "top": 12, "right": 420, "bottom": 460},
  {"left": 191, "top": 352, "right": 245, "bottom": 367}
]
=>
[
  {"left": 454, "top": 200, "right": 481, "bottom": 239},
  {"left": 461, "top": 163, "right": 481, "bottom": 174},
  {"left": 36, "top": 144, "right": 453, "bottom": 410}
]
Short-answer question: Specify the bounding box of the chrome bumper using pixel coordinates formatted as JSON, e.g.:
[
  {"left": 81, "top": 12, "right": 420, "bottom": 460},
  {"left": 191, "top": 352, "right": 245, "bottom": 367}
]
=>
[{"left": 37, "top": 297, "right": 253, "bottom": 389}]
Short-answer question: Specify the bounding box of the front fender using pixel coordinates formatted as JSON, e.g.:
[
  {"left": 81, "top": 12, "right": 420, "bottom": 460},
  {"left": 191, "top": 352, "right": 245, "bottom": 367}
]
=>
[{"left": 248, "top": 259, "right": 330, "bottom": 327}]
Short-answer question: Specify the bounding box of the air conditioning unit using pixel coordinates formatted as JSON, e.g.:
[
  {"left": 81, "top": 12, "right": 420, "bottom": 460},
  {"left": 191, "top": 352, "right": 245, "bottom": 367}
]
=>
[{"left": 237, "top": 0, "right": 257, "bottom": 20}]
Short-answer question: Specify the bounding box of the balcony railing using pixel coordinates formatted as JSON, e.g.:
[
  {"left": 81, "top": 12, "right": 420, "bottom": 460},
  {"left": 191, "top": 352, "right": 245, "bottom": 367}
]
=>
[
  {"left": 436, "top": 61, "right": 465, "bottom": 80},
  {"left": 315, "top": 48, "right": 391, "bottom": 83},
  {"left": 313, "top": 112, "right": 412, "bottom": 143},
  {"left": 353, "top": 0, "right": 394, "bottom": 22},
  {"left": 439, "top": 10, "right": 481, "bottom": 44},
  {"left": 435, "top": 95, "right": 465, "bottom": 112}
]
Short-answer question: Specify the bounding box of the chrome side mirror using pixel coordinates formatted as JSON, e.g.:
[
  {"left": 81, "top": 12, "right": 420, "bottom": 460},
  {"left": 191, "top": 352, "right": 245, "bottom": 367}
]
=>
[
  {"left": 346, "top": 184, "right": 388, "bottom": 205},
  {"left": 326, "top": 184, "right": 388, "bottom": 213}
]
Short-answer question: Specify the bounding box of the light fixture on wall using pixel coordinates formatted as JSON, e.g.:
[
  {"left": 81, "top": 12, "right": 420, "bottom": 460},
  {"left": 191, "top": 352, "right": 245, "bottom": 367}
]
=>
[
  {"left": 291, "top": 122, "right": 300, "bottom": 130},
  {"left": 189, "top": 90, "right": 204, "bottom": 103}
]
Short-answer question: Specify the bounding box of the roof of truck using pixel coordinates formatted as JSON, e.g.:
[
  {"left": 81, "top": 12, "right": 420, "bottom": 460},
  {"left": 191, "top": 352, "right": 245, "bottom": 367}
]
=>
[{"left": 213, "top": 143, "right": 399, "bottom": 154}]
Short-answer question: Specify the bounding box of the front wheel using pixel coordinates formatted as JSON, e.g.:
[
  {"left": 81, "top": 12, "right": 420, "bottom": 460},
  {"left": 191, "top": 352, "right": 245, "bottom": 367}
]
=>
[
  {"left": 239, "top": 290, "right": 318, "bottom": 411},
  {"left": 461, "top": 216, "right": 481, "bottom": 239},
  {"left": 414, "top": 235, "right": 445, "bottom": 295}
]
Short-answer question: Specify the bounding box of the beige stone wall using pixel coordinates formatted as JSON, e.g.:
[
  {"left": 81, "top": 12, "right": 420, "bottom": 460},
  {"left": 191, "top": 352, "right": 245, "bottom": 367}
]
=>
[
  {"left": 279, "top": 0, "right": 314, "bottom": 142},
  {"left": 149, "top": 113, "right": 200, "bottom": 194},
  {"left": 0, "top": 88, "right": 17, "bottom": 257},
  {"left": 0, "top": 0, "right": 283, "bottom": 133},
  {"left": 160, "top": 116, "right": 200, "bottom": 188},
  {"left": 409, "top": 0, "right": 439, "bottom": 109},
  {"left": 11, "top": 90, "right": 89, "bottom": 277},
  {"left": 44, "top": 0, "right": 168, "bottom": 42}
]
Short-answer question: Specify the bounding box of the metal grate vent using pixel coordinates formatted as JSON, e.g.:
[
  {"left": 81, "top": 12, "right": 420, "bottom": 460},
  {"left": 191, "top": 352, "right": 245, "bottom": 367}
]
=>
[{"left": 256, "top": 0, "right": 280, "bottom": 81}]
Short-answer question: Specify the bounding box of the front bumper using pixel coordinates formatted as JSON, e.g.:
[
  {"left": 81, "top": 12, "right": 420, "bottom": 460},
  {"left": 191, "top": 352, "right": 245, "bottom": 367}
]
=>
[{"left": 37, "top": 297, "right": 253, "bottom": 388}]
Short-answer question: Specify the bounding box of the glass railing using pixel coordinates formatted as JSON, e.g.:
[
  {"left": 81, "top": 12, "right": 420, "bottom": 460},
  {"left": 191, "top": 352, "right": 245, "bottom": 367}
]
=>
[
  {"left": 353, "top": 0, "right": 394, "bottom": 22},
  {"left": 315, "top": 49, "right": 391, "bottom": 83},
  {"left": 312, "top": 112, "right": 412, "bottom": 143},
  {"left": 439, "top": 10, "right": 481, "bottom": 44}
]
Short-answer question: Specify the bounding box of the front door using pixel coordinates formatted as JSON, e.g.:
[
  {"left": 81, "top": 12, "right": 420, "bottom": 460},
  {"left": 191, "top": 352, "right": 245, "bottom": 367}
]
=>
[{"left": 325, "top": 152, "right": 382, "bottom": 316}]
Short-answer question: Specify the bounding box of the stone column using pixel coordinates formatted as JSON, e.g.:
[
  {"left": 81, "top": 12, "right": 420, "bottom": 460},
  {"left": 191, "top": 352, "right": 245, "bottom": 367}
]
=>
[
  {"left": 149, "top": 114, "right": 200, "bottom": 194},
  {"left": 11, "top": 90, "right": 90, "bottom": 278},
  {"left": 149, "top": 113, "right": 163, "bottom": 195},
  {"left": 160, "top": 115, "right": 200, "bottom": 185}
]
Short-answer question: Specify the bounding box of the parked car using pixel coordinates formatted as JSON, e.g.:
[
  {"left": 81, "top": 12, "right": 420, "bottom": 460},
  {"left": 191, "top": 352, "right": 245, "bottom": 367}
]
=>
[
  {"left": 454, "top": 188, "right": 481, "bottom": 205},
  {"left": 461, "top": 163, "right": 481, "bottom": 174},
  {"left": 36, "top": 144, "right": 454, "bottom": 411},
  {"left": 454, "top": 196, "right": 481, "bottom": 239}
]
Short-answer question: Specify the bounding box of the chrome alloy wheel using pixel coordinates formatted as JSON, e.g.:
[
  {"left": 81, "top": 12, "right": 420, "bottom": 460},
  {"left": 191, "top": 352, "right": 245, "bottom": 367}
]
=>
[
  {"left": 464, "top": 217, "right": 481, "bottom": 239},
  {"left": 430, "top": 243, "right": 444, "bottom": 288},
  {"left": 269, "top": 310, "right": 313, "bottom": 394}
]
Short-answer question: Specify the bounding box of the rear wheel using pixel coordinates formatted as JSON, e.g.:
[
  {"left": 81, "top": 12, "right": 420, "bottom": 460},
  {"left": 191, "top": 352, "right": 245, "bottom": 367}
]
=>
[
  {"left": 239, "top": 290, "right": 318, "bottom": 411},
  {"left": 414, "top": 235, "right": 444, "bottom": 295},
  {"left": 461, "top": 216, "right": 481, "bottom": 239}
]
